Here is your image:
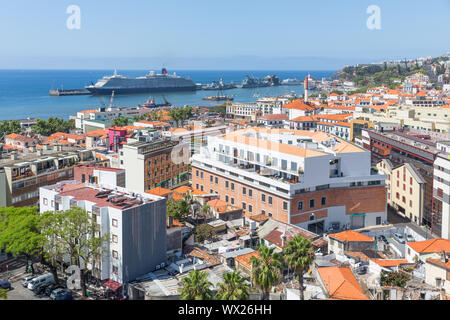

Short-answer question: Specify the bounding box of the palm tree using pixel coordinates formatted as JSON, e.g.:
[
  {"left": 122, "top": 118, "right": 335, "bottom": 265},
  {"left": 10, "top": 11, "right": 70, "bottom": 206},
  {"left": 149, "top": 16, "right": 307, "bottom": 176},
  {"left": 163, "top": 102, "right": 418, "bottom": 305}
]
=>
[
  {"left": 283, "top": 235, "right": 315, "bottom": 300},
  {"left": 201, "top": 204, "right": 211, "bottom": 220},
  {"left": 250, "top": 245, "right": 283, "bottom": 300},
  {"left": 216, "top": 271, "right": 250, "bottom": 300},
  {"left": 179, "top": 270, "right": 213, "bottom": 300}
]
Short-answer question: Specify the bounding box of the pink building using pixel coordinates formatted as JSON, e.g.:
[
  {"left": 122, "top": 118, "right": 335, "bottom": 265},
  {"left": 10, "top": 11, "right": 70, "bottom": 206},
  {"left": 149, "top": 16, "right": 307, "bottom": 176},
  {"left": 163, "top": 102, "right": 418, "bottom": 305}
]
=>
[{"left": 108, "top": 127, "right": 127, "bottom": 152}]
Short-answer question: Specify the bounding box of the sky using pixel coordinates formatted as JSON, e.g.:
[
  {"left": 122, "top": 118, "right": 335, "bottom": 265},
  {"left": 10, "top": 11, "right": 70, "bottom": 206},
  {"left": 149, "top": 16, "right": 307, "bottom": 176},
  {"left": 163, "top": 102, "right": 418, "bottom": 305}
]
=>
[{"left": 0, "top": 0, "right": 449, "bottom": 70}]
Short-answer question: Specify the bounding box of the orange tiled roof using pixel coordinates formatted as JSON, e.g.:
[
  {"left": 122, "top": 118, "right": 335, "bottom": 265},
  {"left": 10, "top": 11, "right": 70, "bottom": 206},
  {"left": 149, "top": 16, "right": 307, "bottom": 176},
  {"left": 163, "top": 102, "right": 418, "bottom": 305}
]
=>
[
  {"left": 283, "top": 100, "right": 316, "bottom": 111},
  {"left": 330, "top": 230, "right": 374, "bottom": 242},
  {"left": 407, "top": 238, "right": 450, "bottom": 254},
  {"left": 317, "top": 266, "right": 369, "bottom": 300},
  {"left": 145, "top": 187, "right": 173, "bottom": 197},
  {"left": 235, "top": 251, "right": 260, "bottom": 270},
  {"left": 371, "top": 259, "right": 408, "bottom": 267}
]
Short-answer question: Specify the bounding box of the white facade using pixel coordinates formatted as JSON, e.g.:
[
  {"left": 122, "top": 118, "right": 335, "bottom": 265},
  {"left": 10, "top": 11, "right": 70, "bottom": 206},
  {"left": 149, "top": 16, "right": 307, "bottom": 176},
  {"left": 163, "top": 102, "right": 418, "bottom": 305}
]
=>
[
  {"left": 433, "top": 145, "right": 450, "bottom": 239},
  {"left": 39, "top": 181, "right": 167, "bottom": 284}
]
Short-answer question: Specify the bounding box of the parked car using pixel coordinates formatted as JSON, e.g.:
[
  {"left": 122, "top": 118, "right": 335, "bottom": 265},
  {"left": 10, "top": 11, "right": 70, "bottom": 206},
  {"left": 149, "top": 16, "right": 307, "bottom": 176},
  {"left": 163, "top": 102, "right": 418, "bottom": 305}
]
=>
[
  {"left": 394, "top": 233, "right": 405, "bottom": 244},
  {"left": 379, "top": 235, "right": 388, "bottom": 244},
  {"left": 45, "top": 284, "right": 64, "bottom": 297},
  {"left": 406, "top": 234, "right": 415, "bottom": 242},
  {"left": 21, "top": 275, "right": 37, "bottom": 288},
  {"left": 28, "top": 273, "right": 54, "bottom": 290},
  {"left": 0, "top": 281, "right": 11, "bottom": 290},
  {"left": 50, "top": 288, "right": 73, "bottom": 300},
  {"left": 33, "top": 283, "right": 50, "bottom": 296}
]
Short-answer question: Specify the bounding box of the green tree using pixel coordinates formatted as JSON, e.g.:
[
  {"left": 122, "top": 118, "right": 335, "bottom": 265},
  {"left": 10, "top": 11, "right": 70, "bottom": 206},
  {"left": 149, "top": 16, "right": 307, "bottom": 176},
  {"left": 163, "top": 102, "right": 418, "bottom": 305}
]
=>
[
  {"left": 200, "top": 204, "right": 211, "bottom": 219},
  {"left": 0, "top": 207, "right": 43, "bottom": 275},
  {"left": 0, "top": 288, "right": 7, "bottom": 299},
  {"left": 41, "top": 208, "right": 110, "bottom": 297},
  {"left": 179, "top": 270, "right": 213, "bottom": 300},
  {"left": 31, "top": 118, "right": 74, "bottom": 136},
  {"left": 195, "top": 224, "right": 216, "bottom": 243},
  {"left": 250, "top": 245, "right": 283, "bottom": 300},
  {"left": 216, "top": 271, "right": 250, "bottom": 300},
  {"left": 283, "top": 235, "right": 315, "bottom": 300},
  {"left": 112, "top": 115, "right": 130, "bottom": 127},
  {"left": 167, "top": 199, "right": 190, "bottom": 221},
  {"left": 380, "top": 270, "right": 410, "bottom": 288},
  {"left": 0, "top": 120, "right": 21, "bottom": 137}
]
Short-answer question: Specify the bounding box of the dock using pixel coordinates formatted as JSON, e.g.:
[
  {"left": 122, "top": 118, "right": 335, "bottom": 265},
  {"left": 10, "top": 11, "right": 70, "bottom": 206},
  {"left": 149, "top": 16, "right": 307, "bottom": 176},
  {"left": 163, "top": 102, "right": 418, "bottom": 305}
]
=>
[{"left": 49, "top": 89, "right": 91, "bottom": 96}]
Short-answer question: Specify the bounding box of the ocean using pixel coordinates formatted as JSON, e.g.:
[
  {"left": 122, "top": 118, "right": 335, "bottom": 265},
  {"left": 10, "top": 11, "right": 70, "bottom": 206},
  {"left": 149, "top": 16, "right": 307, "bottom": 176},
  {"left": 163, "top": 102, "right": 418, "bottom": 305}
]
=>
[{"left": 0, "top": 70, "right": 335, "bottom": 121}]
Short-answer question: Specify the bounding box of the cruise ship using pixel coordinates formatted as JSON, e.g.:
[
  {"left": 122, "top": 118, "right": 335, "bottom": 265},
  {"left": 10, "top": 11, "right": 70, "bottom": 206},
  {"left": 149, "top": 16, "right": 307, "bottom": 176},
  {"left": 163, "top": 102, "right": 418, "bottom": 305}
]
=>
[{"left": 86, "top": 69, "right": 197, "bottom": 95}]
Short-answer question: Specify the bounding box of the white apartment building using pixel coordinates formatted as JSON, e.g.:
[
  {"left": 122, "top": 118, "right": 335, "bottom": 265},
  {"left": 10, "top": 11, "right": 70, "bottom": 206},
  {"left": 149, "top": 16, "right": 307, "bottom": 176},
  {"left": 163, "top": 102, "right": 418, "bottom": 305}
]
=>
[
  {"left": 434, "top": 141, "right": 450, "bottom": 239},
  {"left": 39, "top": 181, "right": 167, "bottom": 284},
  {"left": 191, "top": 128, "right": 387, "bottom": 234}
]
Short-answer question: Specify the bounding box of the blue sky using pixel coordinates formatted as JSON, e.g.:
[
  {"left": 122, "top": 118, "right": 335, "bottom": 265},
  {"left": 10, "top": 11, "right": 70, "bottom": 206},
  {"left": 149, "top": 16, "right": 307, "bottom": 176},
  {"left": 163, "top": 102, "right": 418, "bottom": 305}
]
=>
[{"left": 0, "top": 0, "right": 449, "bottom": 70}]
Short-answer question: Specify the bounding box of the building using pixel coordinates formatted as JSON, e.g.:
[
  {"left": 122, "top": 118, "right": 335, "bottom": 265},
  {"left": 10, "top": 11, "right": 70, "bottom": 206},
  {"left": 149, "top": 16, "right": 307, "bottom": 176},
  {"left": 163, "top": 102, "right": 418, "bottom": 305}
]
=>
[
  {"left": 327, "top": 230, "right": 375, "bottom": 256},
  {"left": 316, "top": 266, "right": 369, "bottom": 300},
  {"left": 377, "top": 159, "right": 427, "bottom": 225},
  {"left": 425, "top": 252, "right": 450, "bottom": 294},
  {"left": 120, "top": 139, "right": 189, "bottom": 192},
  {"left": 74, "top": 164, "right": 125, "bottom": 187},
  {"left": 39, "top": 181, "right": 167, "bottom": 285},
  {"left": 0, "top": 149, "right": 95, "bottom": 207},
  {"left": 256, "top": 114, "right": 288, "bottom": 128},
  {"left": 405, "top": 238, "right": 450, "bottom": 263},
  {"left": 433, "top": 142, "right": 450, "bottom": 239},
  {"left": 191, "top": 128, "right": 387, "bottom": 234}
]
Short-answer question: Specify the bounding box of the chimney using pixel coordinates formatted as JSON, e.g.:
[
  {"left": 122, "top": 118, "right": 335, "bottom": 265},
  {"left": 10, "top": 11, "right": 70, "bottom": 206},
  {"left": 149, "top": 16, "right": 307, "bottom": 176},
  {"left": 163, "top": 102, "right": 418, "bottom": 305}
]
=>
[
  {"left": 10, "top": 152, "right": 17, "bottom": 160},
  {"left": 281, "top": 234, "right": 287, "bottom": 248},
  {"left": 440, "top": 250, "right": 447, "bottom": 264}
]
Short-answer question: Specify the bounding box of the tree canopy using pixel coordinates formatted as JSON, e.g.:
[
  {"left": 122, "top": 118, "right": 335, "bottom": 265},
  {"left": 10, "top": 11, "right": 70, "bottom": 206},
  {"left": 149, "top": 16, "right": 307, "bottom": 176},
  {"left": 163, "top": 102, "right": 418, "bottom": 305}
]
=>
[
  {"left": 167, "top": 199, "right": 190, "bottom": 221},
  {"left": 216, "top": 271, "right": 250, "bottom": 300},
  {"left": 179, "top": 270, "right": 213, "bottom": 300},
  {"left": 31, "top": 118, "right": 75, "bottom": 136},
  {"left": 250, "top": 245, "right": 283, "bottom": 300},
  {"left": 0, "top": 120, "right": 21, "bottom": 137}
]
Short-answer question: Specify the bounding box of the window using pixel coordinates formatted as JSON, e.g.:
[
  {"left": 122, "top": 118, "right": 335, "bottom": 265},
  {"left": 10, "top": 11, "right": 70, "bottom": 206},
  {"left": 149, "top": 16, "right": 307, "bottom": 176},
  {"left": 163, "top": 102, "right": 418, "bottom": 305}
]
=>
[
  {"left": 376, "top": 217, "right": 381, "bottom": 225},
  {"left": 112, "top": 250, "right": 118, "bottom": 259},
  {"left": 231, "top": 183, "right": 235, "bottom": 191},
  {"left": 249, "top": 205, "right": 253, "bottom": 213},
  {"left": 248, "top": 189, "right": 252, "bottom": 197},
  {"left": 268, "top": 212, "right": 272, "bottom": 217},
  {"left": 210, "top": 175, "right": 213, "bottom": 182},
  {"left": 310, "top": 199, "right": 315, "bottom": 208},
  {"left": 242, "top": 202, "right": 246, "bottom": 210},
  {"left": 112, "top": 219, "right": 118, "bottom": 227},
  {"left": 243, "top": 187, "right": 246, "bottom": 195},
  {"left": 196, "top": 170, "right": 199, "bottom": 177},
  {"left": 200, "top": 172, "right": 204, "bottom": 178},
  {"left": 268, "top": 196, "right": 273, "bottom": 205},
  {"left": 215, "top": 177, "right": 218, "bottom": 184},
  {"left": 112, "top": 234, "right": 118, "bottom": 243},
  {"left": 226, "top": 181, "right": 229, "bottom": 188},
  {"left": 298, "top": 201, "right": 303, "bottom": 211},
  {"left": 230, "top": 198, "right": 234, "bottom": 205},
  {"left": 201, "top": 185, "right": 204, "bottom": 191},
  {"left": 283, "top": 201, "right": 288, "bottom": 211},
  {"left": 225, "top": 195, "right": 229, "bottom": 202},
  {"left": 112, "top": 266, "right": 118, "bottom": 274},
  {"left": 321, "top": 197, "right": 326, "bottom": 206},
  {"left": 51, "top": 200, "right": 54, "bottom": 208},
  {"left": 43, "top": 198, "right": 48, "bottom": 205},
  {"left": 261, "top": 194, "right": 266, "bottom": 202}
]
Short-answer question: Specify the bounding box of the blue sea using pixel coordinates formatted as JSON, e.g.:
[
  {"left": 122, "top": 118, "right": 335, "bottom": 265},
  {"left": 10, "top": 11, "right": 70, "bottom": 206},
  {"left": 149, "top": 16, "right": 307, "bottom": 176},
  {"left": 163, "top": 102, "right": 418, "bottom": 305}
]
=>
[{"left": 0, "top": 70, "right": 335, "bottom": 120}]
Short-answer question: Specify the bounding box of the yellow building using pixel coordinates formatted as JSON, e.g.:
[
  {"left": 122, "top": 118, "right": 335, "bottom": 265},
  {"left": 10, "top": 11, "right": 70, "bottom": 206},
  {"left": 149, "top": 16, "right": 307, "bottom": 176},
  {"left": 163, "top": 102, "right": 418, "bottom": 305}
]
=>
[{"left": 377, "top": 159, "right": 426, "bottom": 225}]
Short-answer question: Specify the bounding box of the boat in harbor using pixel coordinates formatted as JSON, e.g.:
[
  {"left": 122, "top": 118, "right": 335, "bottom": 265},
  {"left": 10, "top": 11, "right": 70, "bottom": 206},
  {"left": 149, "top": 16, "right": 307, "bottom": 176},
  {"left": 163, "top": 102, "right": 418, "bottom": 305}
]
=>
[
  {"left": 241, "top": 75, "right": 280, "bottom": 88},
  {"left": 142, "top": 95, "right": 172, "bottom": 108},
  {"left": 281, "top": 78, "right": 303, "bottom": 86},
  {"left": 203, "top": 78, "right": 236, "bottom": 90},
  {"left": 85, "top": 68, "right": 197, "bottom": 95},
  {"left": 202, "top": 95, "right": 234, "bottom": 101}
]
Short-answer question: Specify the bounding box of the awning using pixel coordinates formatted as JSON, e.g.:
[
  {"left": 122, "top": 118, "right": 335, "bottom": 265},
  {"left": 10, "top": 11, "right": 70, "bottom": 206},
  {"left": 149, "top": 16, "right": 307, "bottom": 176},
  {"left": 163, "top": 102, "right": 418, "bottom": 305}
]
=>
[{"left": 103, "top": 279, "right": 122, "bottom": 292}]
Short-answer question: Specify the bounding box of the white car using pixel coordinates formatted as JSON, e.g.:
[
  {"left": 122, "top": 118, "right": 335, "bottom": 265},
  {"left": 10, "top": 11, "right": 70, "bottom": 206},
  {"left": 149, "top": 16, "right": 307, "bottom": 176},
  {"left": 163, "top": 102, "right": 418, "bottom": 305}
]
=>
[{"left": 394, "top": 233, "right": 405, "bottom": 244}]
